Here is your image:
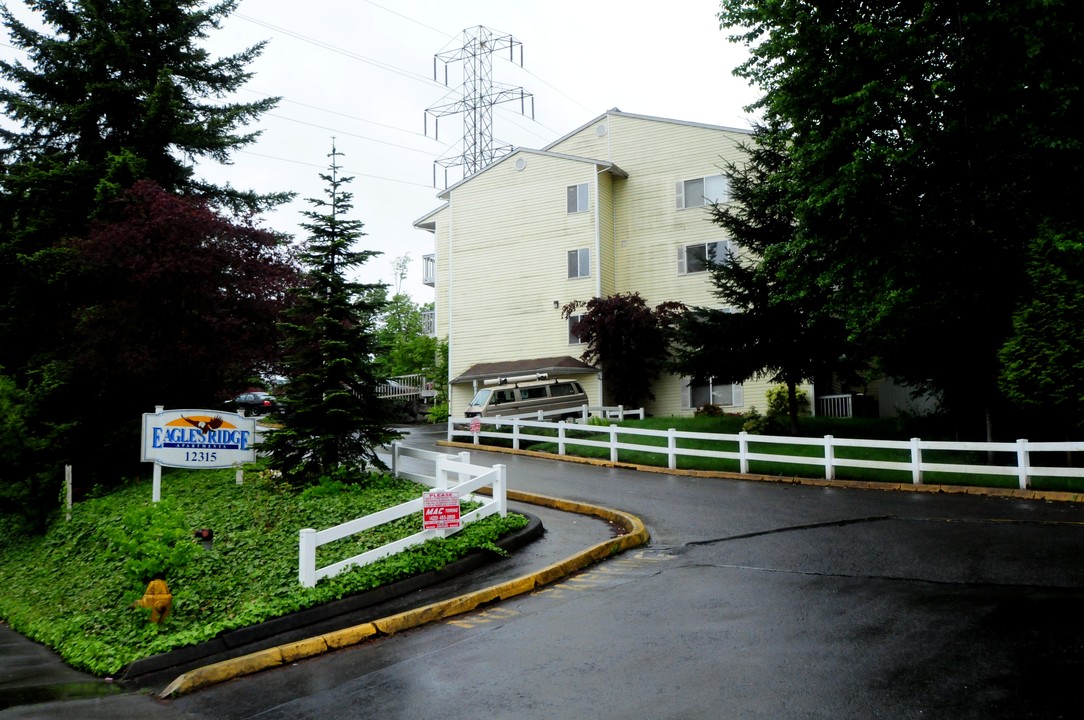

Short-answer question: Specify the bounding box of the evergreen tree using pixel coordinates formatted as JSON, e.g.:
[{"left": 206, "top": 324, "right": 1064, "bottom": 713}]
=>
[
  {"left": 266, "top": 144, "right": 398, "bottom": 486},
  {"left": 671, "top": 124, "right": 855, "bottom": 435},
  {"left": 0, "top": 0, "right": 287, "bottom": 379}
]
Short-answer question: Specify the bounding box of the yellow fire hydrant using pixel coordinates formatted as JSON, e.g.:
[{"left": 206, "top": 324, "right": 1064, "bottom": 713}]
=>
[{"left": 130, "top": 579, "right": 172, "bottom": 623}]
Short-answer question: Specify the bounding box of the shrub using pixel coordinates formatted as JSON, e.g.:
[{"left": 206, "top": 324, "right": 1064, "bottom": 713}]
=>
[
  {"left": 102, "top": 498, "right": 202, "bottom": 590},
  {"left": 427, "top": 401, "right": 449, "bottom": 423}
]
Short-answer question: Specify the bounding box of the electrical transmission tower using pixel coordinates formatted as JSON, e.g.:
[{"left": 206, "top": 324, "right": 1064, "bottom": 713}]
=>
[{"left": 425, "top": 26, "right": 534, "bottom": 188}]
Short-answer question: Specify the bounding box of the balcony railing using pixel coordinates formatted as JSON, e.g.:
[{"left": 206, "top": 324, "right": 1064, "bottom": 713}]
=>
[
  {"left": 422, "top": 254, "right": 435, "bottom": 287},
  {"left": 421, "top": 310, "right": 435, "bottom": 337},
  {"left": 816, "top": 394, "right": 853, "bottom": 418}
]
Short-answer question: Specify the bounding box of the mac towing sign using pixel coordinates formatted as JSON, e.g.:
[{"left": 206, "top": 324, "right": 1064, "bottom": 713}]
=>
[{"left": 142, "top": 408, "right": 257, "bottom": 469}]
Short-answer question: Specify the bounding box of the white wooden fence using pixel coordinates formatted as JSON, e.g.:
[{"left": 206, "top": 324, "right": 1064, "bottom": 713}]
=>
[
  {"left": 298, "top": 445, "right": 507, "bottom": 588},
  {"left": 452, "top": 403, "right": 644, "bottom": 425},
  {"left": 448, "top": 416, "right": 1084, "bottom": 491}
]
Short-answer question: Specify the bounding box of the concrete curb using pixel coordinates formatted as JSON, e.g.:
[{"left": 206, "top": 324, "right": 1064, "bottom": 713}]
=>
[
  {"left": 438, "top": 440, "right": 1084, "bottom": 504},
  {"left": 159, "top": 492, "right": 648, "bottom": 698}
]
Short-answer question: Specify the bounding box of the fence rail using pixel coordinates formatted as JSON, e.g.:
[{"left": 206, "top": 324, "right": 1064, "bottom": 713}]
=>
[
  {"left": 298, "top": 445, "right": 507, "bottom": 587},
  {"left": 447, "top": 416, "right": 1084, "bottom": 490}
]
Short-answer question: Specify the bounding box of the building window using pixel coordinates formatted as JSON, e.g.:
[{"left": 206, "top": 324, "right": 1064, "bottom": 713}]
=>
[
  {"left": 567, "top": 248, "right": 590, "bottom": 278},
  {"left": 676, "top": 174, "right": 727, "bottom": 209},
  {"left": 568, "top": 314, "right": 586, "bottom": 345},
  {"left": 678, "top": 240, "right": 732, "bottom": 274},
  {"left": 567, "top": 183, "right": 589, "bottom": 213},
  {"left": 682, "top": 377, "right": 743, "bottom": 409}
]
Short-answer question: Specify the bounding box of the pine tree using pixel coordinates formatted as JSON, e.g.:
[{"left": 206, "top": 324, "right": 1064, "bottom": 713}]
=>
[
  {"left": 670, "top": 124, "right": 855, "bottom": 435},
  {"left": 266, "top": 144, "right": 398, "bottom": 486}
]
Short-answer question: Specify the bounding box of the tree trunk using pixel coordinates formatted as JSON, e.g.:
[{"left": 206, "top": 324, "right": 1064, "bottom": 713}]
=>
[{"left": 788, "top": 378, "right": 800, "bottom": 436}]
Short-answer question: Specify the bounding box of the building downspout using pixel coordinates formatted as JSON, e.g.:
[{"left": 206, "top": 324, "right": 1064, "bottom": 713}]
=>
[
  {"left": 593, "top": 166, "right": 604, "bottom": 406},
  {"left": 446, "top": 200, "right": 454, "bottom": 415}
]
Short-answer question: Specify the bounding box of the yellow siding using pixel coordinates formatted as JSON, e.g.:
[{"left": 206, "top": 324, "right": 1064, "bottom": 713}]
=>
[
  {"left": 423, "top": 111, "right": 769, "bottom": 416},
  {"left": 441, "top": 153, "right": 607, "bottom": 413}
]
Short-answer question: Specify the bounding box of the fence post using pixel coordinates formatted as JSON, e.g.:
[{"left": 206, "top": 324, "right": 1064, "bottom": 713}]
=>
[
  {"left": 910, "top": 437, "right": 922, "bottom": 484},
  {"left": 610, "top": 424, "right": 619, "bottom": 464},
  {"left": 513, "top": 420, "right": 521, "bottom": 450},
  {"left": 65, "top": 465, "right": 72, "bottom": 522},
  {"left": 435, "top": 456, "right": 448, "bottom": 490},
  {"left": 446, "top": 418, "right": 453, "bottom": 443},
  {"left": 739, "top": 431, "right": 750, "bottom": 474},
  {"left": 457, "top": 451, "right": 471, "bottom": 483},
  {"left": 299, "top": 528, "right": 317, "bottom": 588},
  {"left": 391, "top": 441, "right": 400, "bottom": 478},
  {"left": 1016, "top": 439, "right": 1030, "bottom": 490},
  {"left": 617, "top": 405, "right": 625, "bottom": 420},
  {"left": 668, "top": 428, "right": 677, "bottom": 470},
  {"left": 824, "top": 435, "right": 835, "bottom": 480},
  {"left": 558, "top": 421, "right": 566, "bottom": 456},
  {"left": 493, "top": 464, "right": 508, "bottom": 517}
]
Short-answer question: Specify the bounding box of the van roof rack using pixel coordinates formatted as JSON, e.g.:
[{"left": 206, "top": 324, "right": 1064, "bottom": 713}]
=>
[{"left": 484, "top": 372, "right": 548, "bottom": 386}]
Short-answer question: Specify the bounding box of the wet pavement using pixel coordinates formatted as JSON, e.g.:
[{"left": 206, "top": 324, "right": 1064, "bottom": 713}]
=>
[{"left": 4, "top": 426, "right": 1084, "bottom": 718}]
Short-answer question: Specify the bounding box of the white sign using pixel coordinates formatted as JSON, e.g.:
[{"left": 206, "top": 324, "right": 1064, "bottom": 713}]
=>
[
  {"left": 142, "top": 408, "right": 257, "bottom": 469},
  {"left": 423, "top": 490, "right": 461, "bottom": 530}
]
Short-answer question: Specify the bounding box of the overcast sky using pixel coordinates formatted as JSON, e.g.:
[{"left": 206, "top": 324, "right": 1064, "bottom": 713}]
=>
[{"left": 4, "top": 0, "right": 763, "bottom": 301}]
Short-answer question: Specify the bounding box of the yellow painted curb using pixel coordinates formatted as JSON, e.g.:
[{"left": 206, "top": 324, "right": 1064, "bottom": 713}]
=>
[
  {"left": 160, "top": 646, "right": 284, "bottom": 697},
  {"left": 160, "top": 491, "right": 649, "bottom": 698},
  {"left": 322, "top": 622, "right": 378, "bottom": 650}
]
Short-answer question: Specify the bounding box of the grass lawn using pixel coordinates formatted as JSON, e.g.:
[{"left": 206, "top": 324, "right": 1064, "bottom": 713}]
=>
[{"left": 0, "top": 464, "right": 527, "bottom": 676}]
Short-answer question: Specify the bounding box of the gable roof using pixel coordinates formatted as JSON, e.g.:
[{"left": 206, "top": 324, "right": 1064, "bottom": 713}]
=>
[
  {"left": 542, "top": 108, "right": 752, "bottom": 152},
  {"left": 434, "top": 148, "right": 627, "bottom": 201},
  {"left": 452, "top": 355, "right": 596, "bottom": 384}
]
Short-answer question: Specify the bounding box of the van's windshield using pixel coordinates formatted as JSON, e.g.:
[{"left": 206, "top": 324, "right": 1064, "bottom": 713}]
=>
[{"left": 468, "top": 389, "right": 491, "bottom": 407}]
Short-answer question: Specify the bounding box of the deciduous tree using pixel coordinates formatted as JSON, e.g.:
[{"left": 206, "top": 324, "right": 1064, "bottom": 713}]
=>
[
  {"left": 59, "top": 180, "right": 297, "bottom": 476},
  {"left": 717, "top": 0, "right": 1084, "bottom": 436},
  {"left": 562, "top": 293, "right": 684, "bottom": 410}
]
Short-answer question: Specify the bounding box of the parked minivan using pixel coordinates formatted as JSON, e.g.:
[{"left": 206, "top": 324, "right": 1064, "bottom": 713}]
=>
[{"left": 464, "top": 374, "right": 589, "bottom": 420}]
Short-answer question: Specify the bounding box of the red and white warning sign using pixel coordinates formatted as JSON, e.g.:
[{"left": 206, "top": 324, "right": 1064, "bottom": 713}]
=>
[{"left": 423, "top": 490, "right": 462, "bottom": 530}]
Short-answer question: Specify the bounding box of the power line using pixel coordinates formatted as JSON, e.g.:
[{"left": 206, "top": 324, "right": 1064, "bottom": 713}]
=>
[
  {"left": 235, "top": 12, "right": 439, "bottom": 88},
  {"left": 361, "top": 0, "right": 455, "bottom": 41},
  {"left": 237, "top": 149, "right": 436, "bottom": 189},
  {"left": 244, "top": 89, "right": 428, "bottom": 139},
  {"left": 261, "top": 112, "right": 442, "bottom": 157}
]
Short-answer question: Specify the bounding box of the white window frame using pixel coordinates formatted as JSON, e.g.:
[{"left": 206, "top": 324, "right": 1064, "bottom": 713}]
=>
[
  {"left": 568, "top": 314, "right": 586, "bottom": 345},
  {"left": 681, "top": 377, "right": 744, "bottom": 409},
  {"left": 567, "top": 248, "right": 590, "bottom": 279},
  {"left": 678, "top": 240, "right": 732, "bottom": 275},
  {"left": 676, "top": 174, "right": 728, "bottom": 209},
  {"left": 567, "top": 182, "right": 589, "bottom": 213}
]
